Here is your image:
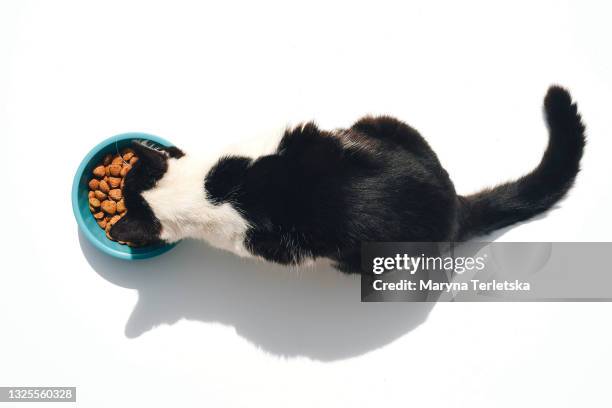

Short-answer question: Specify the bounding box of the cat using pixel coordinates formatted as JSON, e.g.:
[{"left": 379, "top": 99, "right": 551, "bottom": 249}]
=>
[{"left": 110, "top": 86, "right": 586, "bottom": 273}]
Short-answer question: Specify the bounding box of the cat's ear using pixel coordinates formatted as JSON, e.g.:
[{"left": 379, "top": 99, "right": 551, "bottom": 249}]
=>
[
  {"left": 163, "top": 146, "right": 185, "bottom": 159},
  {"left": 109, "top": 212, "right": 161, "bottom": 246},
  {"left": 130, "top": 141, "right": 169, "bottom": 173}
]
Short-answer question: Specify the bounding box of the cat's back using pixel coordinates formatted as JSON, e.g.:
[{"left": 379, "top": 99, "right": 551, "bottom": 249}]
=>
[{"left": 238, "top": 118, "right": 457, "bottom": 243}]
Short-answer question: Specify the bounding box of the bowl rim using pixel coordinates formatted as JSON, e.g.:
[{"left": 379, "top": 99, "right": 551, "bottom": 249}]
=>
[{"left": 72, "top": 132, "right": 179, "bottom": 260}]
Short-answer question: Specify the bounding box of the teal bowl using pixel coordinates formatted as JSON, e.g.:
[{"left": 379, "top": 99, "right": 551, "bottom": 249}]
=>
[{"left": 72, "top": 133, "right": 179, "bottom": 260}]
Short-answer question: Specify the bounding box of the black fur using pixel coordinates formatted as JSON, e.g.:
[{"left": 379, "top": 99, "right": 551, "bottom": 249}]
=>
[
  {"left": 112, "top": 87, "right": 585, "bottom": 272},
  {"left": 207, "top": 120, "right": 458, "bottom": 271},
  {"left": 205, "top": 86, "right": 586, "bottom": 273},
  {"left": 165, "top": 146, "right": 186, "bottom": 159},
  {"left": 456, "top": 86, "right": 586, "bottom": 240},
  {"left": 205, "top": 156, "right": 252, "bottom": 205},
  {"left": 109, "top": 142, "right": 182, "bottom": 246}
]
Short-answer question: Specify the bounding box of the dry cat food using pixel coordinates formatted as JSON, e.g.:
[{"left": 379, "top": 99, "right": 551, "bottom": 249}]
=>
[{"left": 88, "top": 148, "right": 138, "bottom": 244}]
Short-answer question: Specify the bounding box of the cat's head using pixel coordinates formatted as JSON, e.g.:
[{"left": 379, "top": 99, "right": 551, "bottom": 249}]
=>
[{"left": 109, "top": 141, "right": 184, "bottom": 246}]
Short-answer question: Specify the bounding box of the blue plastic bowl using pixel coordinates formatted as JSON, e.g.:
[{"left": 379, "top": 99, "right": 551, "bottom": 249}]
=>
[{"left": 72, "top": 132, "right": 179, "bottom": 260}]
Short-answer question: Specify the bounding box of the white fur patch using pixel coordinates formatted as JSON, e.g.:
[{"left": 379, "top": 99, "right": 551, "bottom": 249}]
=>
[
  {"left": 141, "top": 153, "right": 251, "bottom": 257},
  {"left": 141, "top": 128, "right": 288, "bottom": 260}
]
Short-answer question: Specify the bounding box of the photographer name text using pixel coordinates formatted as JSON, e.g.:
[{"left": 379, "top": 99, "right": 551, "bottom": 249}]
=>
[{"left": 372, "top": 279, "right": 531, "bottom": 292}]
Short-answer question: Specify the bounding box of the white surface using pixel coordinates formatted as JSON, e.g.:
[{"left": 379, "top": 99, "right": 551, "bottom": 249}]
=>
[{"left": 1, "top": 1, "right": 611, "bottom": 407}]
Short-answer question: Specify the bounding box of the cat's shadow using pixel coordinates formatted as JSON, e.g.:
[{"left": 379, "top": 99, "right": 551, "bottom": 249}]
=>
[
  {"left": 78, "top": 208, "right": 537, "bottom": 361},
  {"left": 79, "top": 230, "right": 437, "bottom": 361}
]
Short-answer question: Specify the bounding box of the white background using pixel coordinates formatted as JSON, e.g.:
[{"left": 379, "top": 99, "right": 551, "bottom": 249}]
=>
[{"left": 1, "top": 1, "right": 611, "bottom": 407}]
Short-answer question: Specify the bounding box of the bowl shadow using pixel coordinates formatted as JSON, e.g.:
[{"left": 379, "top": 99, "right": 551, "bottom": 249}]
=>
[{"left": 78, "top": 229, "right": 436, "bottom": 361}]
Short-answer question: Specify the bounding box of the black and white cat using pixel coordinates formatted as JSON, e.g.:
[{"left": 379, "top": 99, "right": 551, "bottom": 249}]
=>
[{"left": 110, "top": 86, "right": 586, "bottom": 273}]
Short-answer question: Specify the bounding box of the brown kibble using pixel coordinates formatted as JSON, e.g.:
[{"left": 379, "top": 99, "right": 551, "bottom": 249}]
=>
[
  {"left": 117, "top": 199, "right": 126, "bottom": 213},
  {"left": 120, "top": 165, "right": 131, "bottom": 177},
  {"left": 109, "top": 164, "right": 122, "bottom": 176},
  {"left": 93, "top": 165, "right": 106, "bottom": 178},
  {"left": 109, "top": 189, "right": 122, "bottom": 201},
  {"left": 87, "top": 150, "right": 139, "bottom": 245},
  {"left": 108, "top": 177, "right": 121, "bottom": 188},
  {"left": 99, "top": 179, "right": 110, "bottom": 193},
  {"left": 105, "top": 220, "right": 114, "bottom": 237},
  {"left": 94, "top": 190, "right": 107, "bottom": 200},
  {"left": 101, "top": 200, "right": 116, "bottom": 215},
  {"left": 89, "top": 197, "right": 101, "bottom": 208}
]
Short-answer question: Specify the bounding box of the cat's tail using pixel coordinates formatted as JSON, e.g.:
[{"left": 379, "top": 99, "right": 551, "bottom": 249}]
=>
[{"left": 455, "top": 85, "right": 586, "bottom": 241}]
